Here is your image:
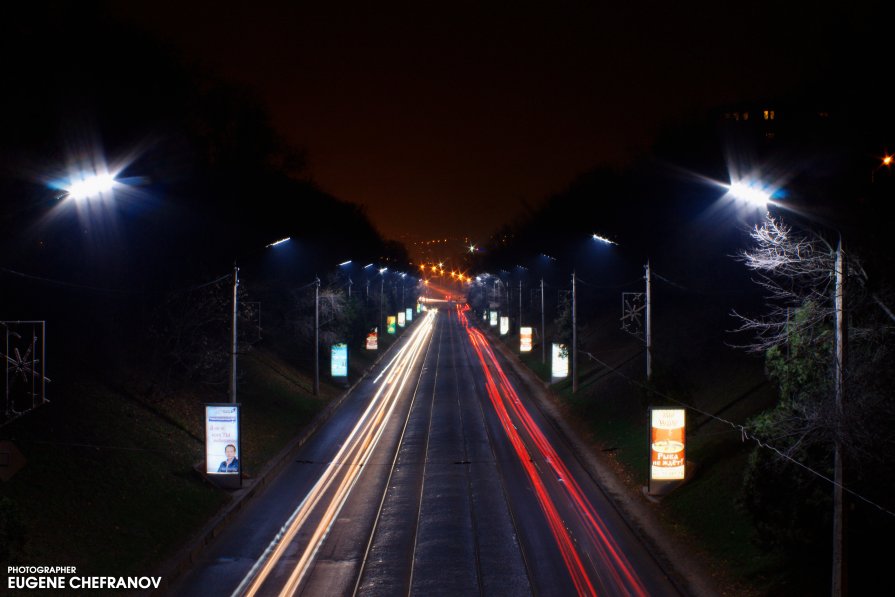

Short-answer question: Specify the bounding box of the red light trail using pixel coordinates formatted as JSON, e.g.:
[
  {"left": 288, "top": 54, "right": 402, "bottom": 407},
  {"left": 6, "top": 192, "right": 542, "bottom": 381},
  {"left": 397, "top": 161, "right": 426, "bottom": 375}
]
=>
[{"left": 457, "top": 304, "right": 648, "bottom": 597}]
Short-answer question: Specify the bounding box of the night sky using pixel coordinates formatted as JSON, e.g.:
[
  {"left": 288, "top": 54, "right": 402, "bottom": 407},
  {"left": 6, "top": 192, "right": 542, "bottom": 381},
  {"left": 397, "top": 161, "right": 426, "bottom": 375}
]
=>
[{"left": 110, "top": 0, "right": 870, "bottom": 246}]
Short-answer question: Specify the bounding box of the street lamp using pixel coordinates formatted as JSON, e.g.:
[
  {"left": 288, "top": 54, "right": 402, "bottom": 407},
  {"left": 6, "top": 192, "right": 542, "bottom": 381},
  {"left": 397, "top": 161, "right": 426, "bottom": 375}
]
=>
[
  {"left": 63, "top": 172, "right": 118, "bottom": 201},
  {"left": 338, "top": 260, "right": 353, "bottom": 298},
  {"left": 379, "top": 267, "right": 388, "bottom": 334},
  {"left": 725, "top": 179, "right": 774, "bottom": 209},
  {"left": 363, "top": 263, "right": 373, "bottom": 301},
  {"left": 230, "top": 237, "right": 293, "bottom": 403},
  {"left": 725, "top": 178, "right": 847, "bottom": 597},
  {"left": 591, "top": 233, "right": 617, "bottom": 245}
]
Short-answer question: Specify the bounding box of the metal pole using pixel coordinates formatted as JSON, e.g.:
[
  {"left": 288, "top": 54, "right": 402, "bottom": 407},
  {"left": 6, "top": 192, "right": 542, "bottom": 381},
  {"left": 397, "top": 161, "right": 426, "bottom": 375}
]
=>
[
  {"left": 380, "top": 277, "right": 385, "bottom": 334},
  {"left": 832, "top": 238, "right": 847, "bottom": 597},
  {"left": 572, "top": 270, "right": 578, "bottom": 393},
  {"left": 41, "top": 322, "right": 46, "bottom": 405},
  {"left": 645, "top": 261, "right": 652, "bottom": 382},
  {"left": 519, "top": 280, "right": 522, "bottom": 329},
  {"left": 314, "top": 277, "right": 320, "bottom": 396},
  {"left": 541, "top": 278, "right": 546, "bottom": 364},
  {"left": 230, "top": 263, "right": 239, "bottom": 403},
  {"left": 348, "top": 277, "right": 352, "bottom": 299}
]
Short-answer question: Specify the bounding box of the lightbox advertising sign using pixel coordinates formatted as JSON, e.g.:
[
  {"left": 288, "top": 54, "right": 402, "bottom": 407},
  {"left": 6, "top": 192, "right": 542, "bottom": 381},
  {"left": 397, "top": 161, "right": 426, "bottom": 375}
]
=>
[
  {"left": 649, "top": 408, "right": 686, "bottom": 494},
  {"left": 406, "top": 307, "right": 413, "bottom": 323},
  {"left": 551, "top": 343, "right": 569, "bottom": 378},
  {"left": 206, "top": 404, "right": 240, "bottom": 479},
  {"left": 416, "top": 303, "right": 422, "bottom": 314},
  {"left": 520, "top": 327, "right": 533, "bottom": 352},
  {"left": 366, "top": 328, "right": 378, "bottom": 350},
  {"left": 387, "top": 316, "right": 396, "bottom": 334},
  {"left": 331, "top": 343, "right": 348, "bottom": 378},
  {"left": 489, "top": 311, "right": 498, "bottom": 326},
  {"left": 499, "top": 316, "right": 509, "bottom": 336},
  {"left": 398, "top": 311, "right": 406, "bottom": 327}
]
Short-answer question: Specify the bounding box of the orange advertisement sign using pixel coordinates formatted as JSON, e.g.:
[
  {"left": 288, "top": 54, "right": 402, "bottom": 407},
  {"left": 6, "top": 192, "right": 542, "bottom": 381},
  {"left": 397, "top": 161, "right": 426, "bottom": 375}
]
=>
[
  {"left": 650, "top": 408, "right": 686, "bottom": 481},
  {"left": 520, "top": 327, "right": 533, "bottom": 352}
]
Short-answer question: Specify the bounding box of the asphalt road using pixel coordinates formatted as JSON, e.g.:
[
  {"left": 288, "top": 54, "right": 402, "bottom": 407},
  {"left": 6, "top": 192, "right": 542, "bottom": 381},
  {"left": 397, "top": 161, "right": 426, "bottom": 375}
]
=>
[{"left": 171, "top": 305, "right": 681, "bottom": 597}]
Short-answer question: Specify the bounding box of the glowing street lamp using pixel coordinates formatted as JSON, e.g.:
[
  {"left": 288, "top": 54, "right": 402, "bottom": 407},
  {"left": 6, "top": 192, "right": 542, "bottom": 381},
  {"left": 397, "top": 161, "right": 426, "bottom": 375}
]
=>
[
  {"left": 337, "top": 260, "right": 353, "bottom": 298},
  {"left": 265, "top": 237, "right": 291, "bottom": 248},
  {"left": 725, "top": 180, "right": 773, "bottom": 209},
  {"left": 63, "top": 171, "right": 118, "bottom": 201}
]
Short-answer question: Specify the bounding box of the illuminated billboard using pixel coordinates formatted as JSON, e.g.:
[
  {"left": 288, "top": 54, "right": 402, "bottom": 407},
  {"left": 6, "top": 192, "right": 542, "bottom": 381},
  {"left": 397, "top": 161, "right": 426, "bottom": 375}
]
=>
[
  {"left": 331, "top": 343, "right": 348, "bottom": 377},
  {"left": 398, "top": 311, "right": 406, "bottom": 327},
  {"left": 500, "top": 316, "right": 509, "bottom": 335},
  {"left": 489, "top": 311, "right": 498, "bottom": 326},
  {"left": 205, "top": 404, "right": 241, "bottom": 486},
  {"left": 366, "top": 328, "right": 378, "bottom": 350},
  {"left": 520, "top": 327, "right": 533, "bottom": 352},
  {"left": 416, "top": 303, "right": 422, "bottom": 313},
  {"left": 551, "top": 343, "right": 568, "bottom": 378},
  {"left": 387, "top": 316, "right": 396, "bottom": 334},
  {"left": 406, "top": 307, "right": 413, "bottom": 323},
  {"left": 649, "top": 408, "right": 686, "bottom": 495}
]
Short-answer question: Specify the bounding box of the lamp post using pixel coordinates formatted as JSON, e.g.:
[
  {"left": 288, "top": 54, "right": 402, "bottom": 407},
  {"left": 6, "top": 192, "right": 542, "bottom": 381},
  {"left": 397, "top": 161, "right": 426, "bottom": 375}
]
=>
[
  {"left": 363, "top": 263, "right": 373, "bottom": 302},
  {"left": 571, "top": 270, "right": 577, "bottom": 393},
  {"left": 338, "top": 260, "right": 353, "bottom": 299},
  {"left": 229, "top": 236, "right": 292, "bottom": 404},
  {"left": 230, "top": 263, "right": 239, "bottom": 403},
  {"left": 379, "top": 268, "right": 387, "bottom": 335},
  {"left": 541, "top": 277, "right": 546, "bottom": 364},
  {"left": 313, "top": 276, "right": 320, "bottom": 396},
  {"left": 645, "top": 260, "right": 652, "bottom": 382},
  {"left": 727, "top": 180, "right": 846, "bottom": 597}
]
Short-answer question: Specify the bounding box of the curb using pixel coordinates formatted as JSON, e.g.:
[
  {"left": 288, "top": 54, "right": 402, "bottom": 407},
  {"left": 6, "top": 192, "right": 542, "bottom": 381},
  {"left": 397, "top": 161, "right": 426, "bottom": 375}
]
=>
[{"left": 154, "top": 324, "right": 415, "bottom": 594}]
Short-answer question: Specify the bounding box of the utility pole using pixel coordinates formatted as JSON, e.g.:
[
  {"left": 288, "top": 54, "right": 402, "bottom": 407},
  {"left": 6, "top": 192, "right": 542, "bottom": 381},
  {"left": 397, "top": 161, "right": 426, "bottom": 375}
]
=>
[
  {"left": 314, "top": 277, "right": 320, "bottom": 396},
  {"left": 645, "top": 261, "right": 652, "bottom": 382},
  {"left": 541, "top": 277, "right": 546, "bottom": 364},
  {"left": 832, "top": 238, "right": 847, "bottom": 597},
  {"left": 572, "top": 270, "right": 578, "bottom": 393},
  {"left": 230, "top": 262, "right": 239, "bottom": 404}
]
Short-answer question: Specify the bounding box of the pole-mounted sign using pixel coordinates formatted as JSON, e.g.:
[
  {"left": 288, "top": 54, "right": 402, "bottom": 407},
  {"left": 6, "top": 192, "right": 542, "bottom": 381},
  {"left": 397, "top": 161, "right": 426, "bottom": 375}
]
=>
[{"left": 648, "top": 407, "right": 686, "bottom": 496}]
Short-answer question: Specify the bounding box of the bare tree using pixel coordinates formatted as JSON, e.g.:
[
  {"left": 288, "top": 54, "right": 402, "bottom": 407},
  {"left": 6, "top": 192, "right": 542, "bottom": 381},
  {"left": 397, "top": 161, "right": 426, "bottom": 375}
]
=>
[{"left": 733, "top": 216, "right": 844, "bottom": 351}]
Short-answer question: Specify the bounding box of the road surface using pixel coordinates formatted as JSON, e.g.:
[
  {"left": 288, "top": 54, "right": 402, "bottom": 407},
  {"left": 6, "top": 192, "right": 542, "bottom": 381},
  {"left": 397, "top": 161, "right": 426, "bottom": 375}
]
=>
[{"left": 172, "top": 304, "right": 680, "bottom": 596}]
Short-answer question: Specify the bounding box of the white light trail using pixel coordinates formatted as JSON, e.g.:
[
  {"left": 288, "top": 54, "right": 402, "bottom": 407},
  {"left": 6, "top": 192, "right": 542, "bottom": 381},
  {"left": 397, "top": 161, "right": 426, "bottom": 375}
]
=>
[{"left": 234, "top": 310, "right": 438, "bottom": 597}]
